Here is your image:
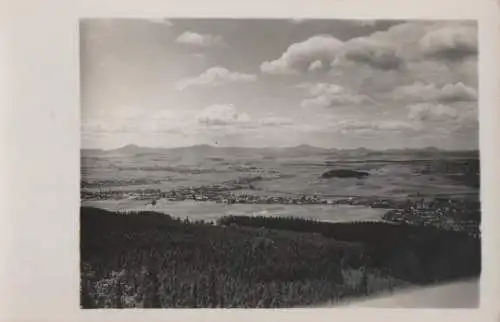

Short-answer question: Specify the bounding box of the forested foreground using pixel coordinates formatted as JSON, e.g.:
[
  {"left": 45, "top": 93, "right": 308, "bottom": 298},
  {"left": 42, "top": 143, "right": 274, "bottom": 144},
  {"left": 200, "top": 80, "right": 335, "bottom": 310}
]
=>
[{"left": 80, "top": 207, "right": 480, "bottom": 308}]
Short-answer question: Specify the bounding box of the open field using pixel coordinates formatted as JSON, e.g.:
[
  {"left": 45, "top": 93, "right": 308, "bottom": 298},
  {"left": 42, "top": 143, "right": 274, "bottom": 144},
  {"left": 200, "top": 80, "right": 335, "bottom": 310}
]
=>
[
  {"left": 83, "top": 199, "right": 389, "bottom": 224},
  {"left": 81, "top": 146, "right": 480, "bottom": 230},
  {"left": 82, "top": 147, "right": 478, "bottom": 199}
]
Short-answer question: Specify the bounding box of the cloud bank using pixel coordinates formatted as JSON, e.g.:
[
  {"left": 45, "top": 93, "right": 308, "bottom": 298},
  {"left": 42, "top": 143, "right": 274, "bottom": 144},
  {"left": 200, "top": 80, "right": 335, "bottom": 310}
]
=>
[
  {"left": 407, "top": 103, "right": 459, "bottom": 122},
  {"left": 261, "top": 21, "right": 477, "bottom": 78},
  {"left": 176, "top": 31, "right": 226, "bottom": 47},
  {"left": 176, "top": 67, "right": 257, "bottom": 90},
  {"left": 394, "top": 82, "right": 477, "bottom": 103},
  {"left": 297, "top": 82, "right": 374, "bottom": 108},
  {"left": 260, "top": 35, "right": 344, "bottom": 74},
  {"left": 419, "top": 25, "right": 477, "bottom": 61},
  {"left": 197, "top": 104, "right": 251, "bottom": 126},
  {"left": 337, "top": 38, "right": 403, "bottom": 70}
]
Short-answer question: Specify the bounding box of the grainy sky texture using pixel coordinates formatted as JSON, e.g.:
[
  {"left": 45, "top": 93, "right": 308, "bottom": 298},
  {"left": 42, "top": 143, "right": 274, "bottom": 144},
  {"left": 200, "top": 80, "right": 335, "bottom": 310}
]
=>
[{"left": 80, "top": 19, "right": 478, "bottom": 150}]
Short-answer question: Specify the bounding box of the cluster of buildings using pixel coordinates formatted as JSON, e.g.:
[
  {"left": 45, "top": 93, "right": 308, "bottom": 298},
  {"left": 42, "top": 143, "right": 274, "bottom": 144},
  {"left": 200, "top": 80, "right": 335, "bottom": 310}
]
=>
[
  {"left": 161, "top": 187, "right": 339, "bottom": 205},
  {"left": 80, "top": 179, "right": 161, "bottom": 189},
  {"left": 382, "top": 198, "right": 480, "bottom": 236},
  {"left": 158, "top": 190, "right": 402, "bottom": 207},
  {"left": 218, "top": 194, "right": 331, "bottom": 205},
  {"left": 81, "top": 188, "right": 161, "bottom": 201},
  {"left": 162, "top": 183, "right": 241, "bottom": 202},
  {"left": 81, "top": 180, "right": 480, "bottom": 239}
]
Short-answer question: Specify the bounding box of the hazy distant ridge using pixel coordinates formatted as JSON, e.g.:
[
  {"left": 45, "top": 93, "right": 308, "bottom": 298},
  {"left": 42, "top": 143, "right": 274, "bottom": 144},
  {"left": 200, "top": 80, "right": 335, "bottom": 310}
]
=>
[{"left": 82, "top": 144, "right": 479, "bottom": 155}]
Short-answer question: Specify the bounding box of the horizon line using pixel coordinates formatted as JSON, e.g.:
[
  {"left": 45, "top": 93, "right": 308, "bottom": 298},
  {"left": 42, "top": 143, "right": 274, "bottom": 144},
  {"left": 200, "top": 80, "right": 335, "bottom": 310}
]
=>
[{"left": 81, "top": 143, "right": 480, "bottom": 152}]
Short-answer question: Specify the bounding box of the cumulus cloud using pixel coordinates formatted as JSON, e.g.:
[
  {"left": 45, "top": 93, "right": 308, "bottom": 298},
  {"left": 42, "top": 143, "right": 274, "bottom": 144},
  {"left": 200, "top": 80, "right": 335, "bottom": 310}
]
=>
[
  {"left": 260, "top": 28, "right": 405, "bottom": 75},
  {"left": 260, "top": 35, "right": 344, "bottom": 74},
  {"left": 405, "top": 102, "right": 478, "bottom": 137},
  {"left": 308, "top": 60, "right": 323, "bottom": 71},
  {"left": 301, "top": 94, "right": 367, "bottom": 108},
  {"left": 197, "top": 104, "right": 251, "bottom": 126},
  {"left": 419, "top": 25, "right": 477, "bottom": 61},
  {"left": 374, "top": 120, "right": 417, "bottom": 131},
  {"left": 329, "top": 119, "right": 417, "bottom": 135},
  {"left": 175, "top": 31, "right": 226, "bottom": 47},
  {"left": 394, "top": 82, "right": 477, "bottom": 103},
  {"left": 297, "top": 82, "right": 374, "bottom": 108},
  {"left": 260, "top": 21, "right": 476, "bottom": 87},
  {"left": 258, "top": 116, "right": 295, "bottom": 126},
  {"left": 296, "top": 82, "right": 345, "bottom": 96},
  {"left": 407, "top": 103, "right": 459, "bottom": 122},
  {"left": 332, "top": 119, "right": 368, "bottom": 132},
  {"left": 175, "top": 67, "right": 257, "bottom": 91},
  {"left": 196, "top": 105, "right": 298, "bottom": 131},
  {"left": 337, "top": 37, "right": 403, "bottom": 70}
]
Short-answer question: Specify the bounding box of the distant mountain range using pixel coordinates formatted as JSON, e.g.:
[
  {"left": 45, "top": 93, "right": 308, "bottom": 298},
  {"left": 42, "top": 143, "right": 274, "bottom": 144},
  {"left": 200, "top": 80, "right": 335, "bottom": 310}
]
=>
[{"left": 81, "top": 144, "right": 478, "bottom": 156}]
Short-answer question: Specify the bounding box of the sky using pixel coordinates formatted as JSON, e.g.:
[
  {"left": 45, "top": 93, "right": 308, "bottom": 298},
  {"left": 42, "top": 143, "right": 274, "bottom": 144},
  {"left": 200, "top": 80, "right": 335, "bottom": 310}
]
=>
[{"left": 80, "top": 19, "right": 478, "bottom": 150}]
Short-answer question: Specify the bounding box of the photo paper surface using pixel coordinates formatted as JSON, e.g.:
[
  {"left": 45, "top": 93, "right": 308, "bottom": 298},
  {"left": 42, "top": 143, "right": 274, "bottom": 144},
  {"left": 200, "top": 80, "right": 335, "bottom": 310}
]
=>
[{"left": 79, "top": 18, "right": 481, "bottom": 309}]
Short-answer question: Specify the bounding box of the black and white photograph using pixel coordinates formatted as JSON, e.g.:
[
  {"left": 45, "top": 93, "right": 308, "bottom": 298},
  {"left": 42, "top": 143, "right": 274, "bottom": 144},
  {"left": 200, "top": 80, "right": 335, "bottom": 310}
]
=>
[{"left": 79, "top": 18, "right": 481, "bottom": 308}]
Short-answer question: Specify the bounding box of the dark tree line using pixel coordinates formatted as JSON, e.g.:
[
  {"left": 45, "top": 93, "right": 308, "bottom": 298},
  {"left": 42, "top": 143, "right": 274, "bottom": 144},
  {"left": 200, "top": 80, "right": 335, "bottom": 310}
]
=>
[
  {"left": 80, "top": 207, "right": 480, "bottom": 308},
  {"left": 217, "top": 215, "right": 481, "bottom": 284}
]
